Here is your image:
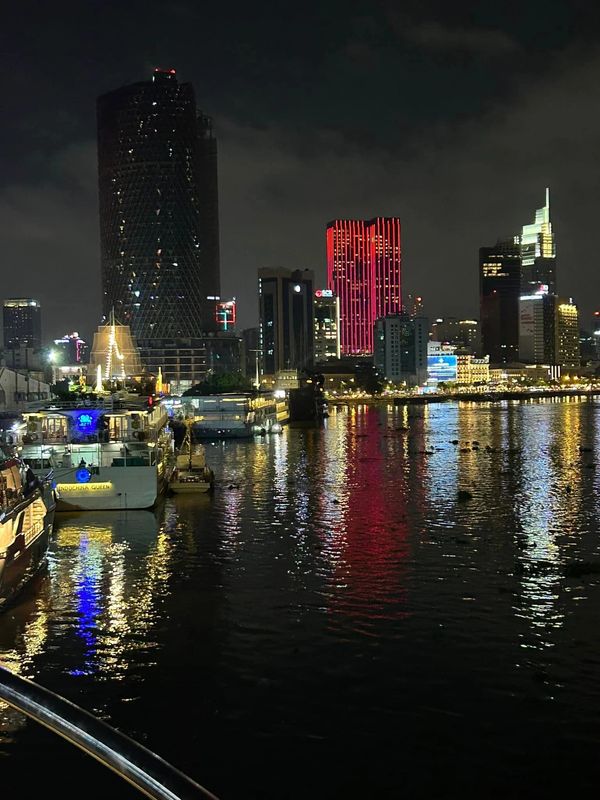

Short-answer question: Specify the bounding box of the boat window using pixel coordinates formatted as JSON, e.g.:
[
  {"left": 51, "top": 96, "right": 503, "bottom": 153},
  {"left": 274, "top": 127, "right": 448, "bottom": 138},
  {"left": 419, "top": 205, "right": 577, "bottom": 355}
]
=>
[
  {"left": 24, "top": 458, "right": 52, "bottom": 469},
  {"left": 108, "top": 416, "right": 127, "bottom": 440},
  {"left": 42, "top": 417, "right": 68, "bottom": 441},
  {"left": 4, "top": 465, "right": 22, "bottom": 496}
]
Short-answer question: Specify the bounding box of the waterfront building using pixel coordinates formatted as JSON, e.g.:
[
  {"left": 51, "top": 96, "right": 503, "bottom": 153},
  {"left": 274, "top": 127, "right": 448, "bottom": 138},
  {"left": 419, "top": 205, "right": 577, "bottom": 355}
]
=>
[
  {"left": 519, "top": 291, "right": 579, "bottom": 368},
  {"left": 520, "top": 188, "right": 556, "bottom": 294},
  {"left": 258, "top": 268, "right": 314, "bottom": 376},
  {"left": 2, "top": 347, "right": 45, "bottom": 380},
  {"left": 374, "top": 314, "right": 428, "bottom": 386},
  {"left": 3, "top": 298, "right": 41, "bottom": 350},
  {"left": 430, "top": 318, "right": 480, "bottom": 354},
  {"left": 137, "top": 333, "right": 243, "bottom": 394},
  {"left": 519, "top": 291, "right": 555, "bottom": 365},
  {"left": 89, "top": 317, "right": 143, "bottom": 380},
  {"left": 0, "top": 367, "right": 50, "bottom": 411},
  {"left": 456, "top": 355, "right": 490, "bottom": 385},
  {"left": 97, "top": 68, "right": 220, "bottom": 339},
  {"left": 326, "top": 217, "right": 402, "bottom": 355},
  {"left": 556, "top": 299, "right": 580, "bottom": 368},
  {"left": 479, "top": 239, "right": 521, "bottom": 363},
  {"left": 314, "top": 289, "right": 340, "bottom": 362}
]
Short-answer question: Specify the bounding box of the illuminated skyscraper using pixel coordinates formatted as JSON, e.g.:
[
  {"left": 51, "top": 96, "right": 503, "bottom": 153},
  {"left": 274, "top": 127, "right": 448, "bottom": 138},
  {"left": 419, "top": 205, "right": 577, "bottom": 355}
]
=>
[
  {"left": 479, "top": 239, "right": 521, "bottom": 362},
  {"left": 518, "top": 290, "right": 556, "bottom": 365},
  {"left": 97, "top": 68, "right": 220, "bottom": 339},
  {"left": 313, "top": 290, "right": 340, "bottom": 362},
  {"left": 374, "top": 314, "right": 428, "bottom": 385},
  {"left": 556, "top": 299, "right": 580, "bottom": 368},
  {"left": 519, "top": 291, "right": 579, "bottom": 368},
  {"left": 3, "top": 299, "right": 41, "bottom": 349},
  {"left": 258, "top": 268, "right": 314, "bottom": 375},
  {"left": 520, "top": 188, "right": 556, "bottom": 293},
  {"left": 326, "top": 218, "right": 402, "bottom": 355}
]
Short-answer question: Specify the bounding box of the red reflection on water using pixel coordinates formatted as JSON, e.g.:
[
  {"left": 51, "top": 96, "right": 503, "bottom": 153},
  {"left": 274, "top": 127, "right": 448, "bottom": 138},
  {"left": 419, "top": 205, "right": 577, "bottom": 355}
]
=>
[{"left": 324, "top": 409, "right": 412, "bottom": 624}]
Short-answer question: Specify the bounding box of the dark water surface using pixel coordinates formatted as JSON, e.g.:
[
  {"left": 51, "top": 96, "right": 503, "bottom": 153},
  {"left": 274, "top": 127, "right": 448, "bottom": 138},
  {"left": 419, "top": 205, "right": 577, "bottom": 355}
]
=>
[{"left": 2, "top": 399, "right": 600, "bottom": 799}]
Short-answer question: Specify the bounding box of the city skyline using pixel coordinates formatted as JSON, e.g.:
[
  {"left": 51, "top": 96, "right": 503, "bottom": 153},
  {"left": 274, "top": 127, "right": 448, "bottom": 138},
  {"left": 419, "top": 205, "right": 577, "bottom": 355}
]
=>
[{"left": 1, "top": 3, "right": 600, "bottom": 340}]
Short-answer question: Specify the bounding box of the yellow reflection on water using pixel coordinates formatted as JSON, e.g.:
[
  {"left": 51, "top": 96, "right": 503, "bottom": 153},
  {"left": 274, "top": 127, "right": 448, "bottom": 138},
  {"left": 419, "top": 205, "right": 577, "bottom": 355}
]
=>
[{"left": 47, "top": 510, "right": 174, "bottom": 679}]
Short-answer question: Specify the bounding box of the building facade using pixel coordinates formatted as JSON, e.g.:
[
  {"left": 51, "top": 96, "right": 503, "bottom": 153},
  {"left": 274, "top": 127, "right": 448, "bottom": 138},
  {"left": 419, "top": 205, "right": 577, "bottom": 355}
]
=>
[
  {"left": 258, "top": 268, "right": 314, "bottom": 376},
  {"left": 519, "top": 292, "right": 555, "bottom": 365},
  {"left": 137, "top": 333, "right": 242, "bottom": 394},
  {"left": 456, "top": 355, "right": 490, "bottom": 385},
  {"left": 520, "top": 188, "right": 556, "bottom": 294},
  {"left": 97, "top": 68, "right": 220, "bottom": 339},
  {"left": 313, "top": 289, "right": 340, "bottom": 362},
  {"left": 3, "top": 299, "right": 41, "bottom": 350},
  {"left": 479, "top": 239, "right": 521, "bottom": 363},
  {"left": 326, "top": 217, "right": 402, "bottom": 355},
  {"left": 374, "top": 314, "right": 428, "bottom": 386},
  {"left": 0, "top": 368, "right": 51, "bottom": 412},
  {"left": 556, "top": 300, "right": 580, "bottom": 368},
  {"left": 430, "top": 318, "right": 480, "bottom": 354},
  {"left": 518, "top": 291, "right": 579, "bottom": 367}
]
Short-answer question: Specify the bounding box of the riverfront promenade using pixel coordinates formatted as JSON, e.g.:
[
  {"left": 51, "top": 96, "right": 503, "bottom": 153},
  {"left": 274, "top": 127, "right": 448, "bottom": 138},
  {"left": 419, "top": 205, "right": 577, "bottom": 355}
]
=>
[{"left": 327, "top": 387, "right": 600, "bottom": 405}]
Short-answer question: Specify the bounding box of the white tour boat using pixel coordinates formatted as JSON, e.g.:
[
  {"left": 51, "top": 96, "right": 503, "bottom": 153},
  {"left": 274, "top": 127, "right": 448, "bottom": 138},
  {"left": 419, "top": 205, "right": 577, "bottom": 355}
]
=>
[{"left": 12, "top": 396, "right": 173, "bottom": 511}]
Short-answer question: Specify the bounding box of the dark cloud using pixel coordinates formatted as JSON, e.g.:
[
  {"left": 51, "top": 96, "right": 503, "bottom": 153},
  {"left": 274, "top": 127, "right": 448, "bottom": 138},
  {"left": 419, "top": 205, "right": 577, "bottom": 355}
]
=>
[
  {"left": 0, "top": 143, "right": 100, "bottom": 340},
  {"left": 405, "top": 22, "right": 519, "bottom": 55},
  {"left": 0, "top": 1, "right": 599, "bottom": 344},
  {"left": 219, "top": 44, "right": 600, "bottom": 329}
]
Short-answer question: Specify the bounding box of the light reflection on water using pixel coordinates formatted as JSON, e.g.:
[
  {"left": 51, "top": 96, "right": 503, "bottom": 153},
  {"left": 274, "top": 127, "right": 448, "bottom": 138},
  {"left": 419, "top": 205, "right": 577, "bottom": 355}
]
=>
[{"left": 1, "top": 398, "right": 600, "bottom": 798}]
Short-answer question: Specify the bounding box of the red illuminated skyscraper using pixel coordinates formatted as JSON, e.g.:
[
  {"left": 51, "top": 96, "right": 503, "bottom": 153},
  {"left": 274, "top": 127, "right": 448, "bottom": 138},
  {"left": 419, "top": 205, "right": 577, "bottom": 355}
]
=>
[{"left": 326, "top": 218, "right": 402, "bottom": 354}]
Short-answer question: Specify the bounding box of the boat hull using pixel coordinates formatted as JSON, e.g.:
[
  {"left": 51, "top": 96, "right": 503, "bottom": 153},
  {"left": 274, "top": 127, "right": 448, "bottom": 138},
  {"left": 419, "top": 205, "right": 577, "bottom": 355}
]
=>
[
  {"left": 0, "top": 519, "right": 52, "bottom": 610},
  {"left": 55, "top": 465, "right": 171, "bottom": 511},
  {"left": 169, "top": 482, "right": 212, "bottom": 494},
  {"left": 191, "top": 425, "right": 253, "bottom": 439}
]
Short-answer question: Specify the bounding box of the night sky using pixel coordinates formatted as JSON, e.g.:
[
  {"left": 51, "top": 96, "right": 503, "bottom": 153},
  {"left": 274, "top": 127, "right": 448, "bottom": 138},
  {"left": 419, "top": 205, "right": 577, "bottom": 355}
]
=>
[{"left": 2, "top": 0, "right": 599, "bottom": 340}]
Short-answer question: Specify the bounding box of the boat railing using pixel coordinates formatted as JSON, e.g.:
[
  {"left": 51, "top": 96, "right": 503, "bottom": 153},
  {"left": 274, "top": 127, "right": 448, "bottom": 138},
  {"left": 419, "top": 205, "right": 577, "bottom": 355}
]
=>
[
  {"left": 22, "top": 429, "right": 162, "bottom": 447},
  {"left": 26, "top": 398, "right": 118, "bottom": 412},
  {"left": 0, "top": 665, "right": 219, "bottom": 800}
]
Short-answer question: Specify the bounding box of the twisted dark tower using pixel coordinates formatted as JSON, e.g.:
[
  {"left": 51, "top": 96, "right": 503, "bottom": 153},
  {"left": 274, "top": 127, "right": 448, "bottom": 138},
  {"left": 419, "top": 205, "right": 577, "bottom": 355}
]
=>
[{"left": 97, "top": 68, "right": 220, "bottom": 337}]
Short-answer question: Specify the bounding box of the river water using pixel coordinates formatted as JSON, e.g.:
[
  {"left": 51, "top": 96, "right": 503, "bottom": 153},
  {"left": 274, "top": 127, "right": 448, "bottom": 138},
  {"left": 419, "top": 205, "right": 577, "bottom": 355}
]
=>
[{"left": 1, "top": 398, "right": 600, "bottom": 799}]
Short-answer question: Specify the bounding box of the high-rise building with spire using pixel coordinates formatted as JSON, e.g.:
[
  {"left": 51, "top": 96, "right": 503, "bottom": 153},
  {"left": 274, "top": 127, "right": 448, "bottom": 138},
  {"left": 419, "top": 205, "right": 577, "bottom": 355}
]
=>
[
  {"left": 520, "top": 188, "right": 556, "bottom": 294},
  {"left": 97, "top": 68, "right": 220, "bottom": 339}
]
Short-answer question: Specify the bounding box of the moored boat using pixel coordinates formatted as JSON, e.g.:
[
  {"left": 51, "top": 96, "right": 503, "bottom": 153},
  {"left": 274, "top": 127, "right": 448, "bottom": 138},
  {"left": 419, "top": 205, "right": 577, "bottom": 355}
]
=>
[
  {"left": 166, "top": 392, "right": 289, "bottom": 439},
  {"left": 0, "top": 457, "right": 55, "bottom": 609},
  {"left": 11, "top": 396, "right": 173, "bottom": 511},
  {"left": 170, "top": 423, "right": 214, "bottom": 494}
]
